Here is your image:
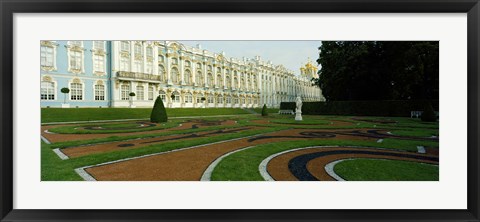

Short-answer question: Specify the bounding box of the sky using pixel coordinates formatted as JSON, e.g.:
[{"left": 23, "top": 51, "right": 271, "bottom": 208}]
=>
[{"left": 179, "top": 41, "right": 321, "bottom": 76}]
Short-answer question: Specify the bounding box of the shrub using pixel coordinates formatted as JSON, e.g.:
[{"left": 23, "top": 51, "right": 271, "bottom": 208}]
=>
[
  {"left": 261, "top": 104, "right": 268, "bottom": 116},
  {"left": 150, "top": 96, "right": 168, "bottom": 123},
  {"left": 421, "top": 102, "right": 437, "bottom": 122}
]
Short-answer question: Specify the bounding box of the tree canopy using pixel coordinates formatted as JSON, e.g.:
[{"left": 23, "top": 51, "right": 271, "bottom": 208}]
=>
[{"left": 312, "top": 41, "right": 439, "bottom": 101}]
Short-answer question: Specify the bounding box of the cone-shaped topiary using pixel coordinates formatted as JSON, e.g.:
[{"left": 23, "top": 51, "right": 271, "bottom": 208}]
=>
[
  {"left": 261, "top": 104, "right": 268, "bottom": 116},
  {"left": 421, "top": 102, "right": 437, "bottom": 122},
  {"left": 150, "top": 96, "right": 168, "bottom": 123}
]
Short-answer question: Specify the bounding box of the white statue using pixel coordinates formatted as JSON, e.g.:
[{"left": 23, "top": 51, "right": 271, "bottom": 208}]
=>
[{"left": 295, "top": 96, "right": 303, "bottom": 121}]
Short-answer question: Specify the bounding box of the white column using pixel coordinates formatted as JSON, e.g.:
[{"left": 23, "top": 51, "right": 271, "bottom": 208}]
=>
[
  {"left": 180, "top": 55, "right": 185, "bottom": 85},
  {"left": 166, "top": 54, "right": 172, "bottom": 85}
]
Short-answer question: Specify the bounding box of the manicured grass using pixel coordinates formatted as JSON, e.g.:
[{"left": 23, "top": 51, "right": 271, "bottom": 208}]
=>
[
  {"left": 269, "top": 118, "right": 331, "bottom": 125},
  {"left": 253, "top": 108, "right": 279, "bottom": 114},
  {"left": 42, "top": 126, "right": 284, "bottom": 181},
  {"left": 210, "top": 138, "right": 438, "bottom": 181},
  {"left": 334, "top": 159, "right": 439, "bottom": 181},
  {"left": 47, "top": 117, "right": 261, "bottom": 147},
  {"left": 41, "top": 108, "right": 251, "bottom": 123},
  {"left": 48, "top": 120, "right": 180, "bottom": 134},
  {"left": 41, "top": 114, "right": 439, "bottom": 181},
  {"left": 391, "top": 129, "right": 438, "bottom": 137}
]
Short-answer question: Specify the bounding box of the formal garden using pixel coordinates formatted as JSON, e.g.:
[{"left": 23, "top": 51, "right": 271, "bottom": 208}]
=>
[
  {"left": 41, "top": 41, "right": 439, "bottom": 181},
  {"left": 41, "top": 99, "right": 439, "bottom": 181}
]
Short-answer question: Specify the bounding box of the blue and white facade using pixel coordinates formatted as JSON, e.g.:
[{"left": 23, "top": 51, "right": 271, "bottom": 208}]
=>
[
  {"left": 41, "top": 41, "right": 111, "bottom": 108},
  {"left": 41, "top": 41, "right": 324, "bottom": 108}
]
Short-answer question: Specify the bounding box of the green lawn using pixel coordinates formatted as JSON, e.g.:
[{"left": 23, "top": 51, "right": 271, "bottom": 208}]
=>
[
  {"left": 253, "top": 108, "right": 279, "bottom": 114},
  {"left": 41, "top": 113, "right": 439, "bottom": 181},
  {"left": 210, "top": 138, "right": 438, "bottom": 181},
  {"left": 42, "top": 125, "right": 283, "bottom": 181},
  {"left": 48, "top": 120, "right": 180, "bottom": 134},
  {"left": 334, "top": 159, "right": 439, "bottom": 181},
  {"left": 41, "top": 108, "right": 251, "bottom": 123}
]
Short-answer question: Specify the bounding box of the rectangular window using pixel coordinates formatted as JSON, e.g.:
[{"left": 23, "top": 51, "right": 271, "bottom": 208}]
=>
[
  {"left": 146, "top": 47, "right": 153, "bottom": 58},
  {"left": 120, "top": 56, "right": 130, "bottom": 71},
  {"left": 93, "top": 54, "right": 105, "bottom": 73},
  {"left": 94, "top": 85, "right": 105, "bottom": 100},
  {"left": 226, "top": 97, "right": 231, "bottom": 104},
  {"left": 146, "top": 61, "right": 153, "bottom": 74},
  {"left": 160, "top": 94, "right": 166, "bottom": 103},
  {"left": 185, "top": 95, "right": 192, "bottom": 103},
  {"left": 218, "top": 97, "right": 223, "bottom": 104},
  {"left": 121, "top": 85, "right": 130, "bottom": 100},
  {"left": 70, "top": 83, "right": 83, "bottom": 100},
  {"left": 136, "top": 86, "right": 144, "bottom": 100},
  {"left": 173, "top": 94, "right": 180, "bottom": 102},
  {"left": 196, "top": 96, "right": 203, "bottom": 103},
  {"left": 121, "top": 41, "right": 130, "bottom": 52},
  {"left": 69, "top": 41, "right": 82, "bottom": 46},
  {"left": 93, "top": 41, "right": 104, "bottom": 50},
  {"left": 135, "top": 44, "right": 143, "bottom": 56},
  {"left": 40, "top": 46, "right": 54, "bottom": 67},
  {"left": 148, "top": 86, "right": 154, "bottom": 100},
  {"left": 41, "top": 81, "right": 55, "bottom": 100},
  {"left": 208, "top": 96, "right": 214, "bottom": 104},
  {"left": 70, "top": 51, "right": 82, "bottom": 70},
  {"left": 134, "top": 60, "right": 143, "bottom": 73}
]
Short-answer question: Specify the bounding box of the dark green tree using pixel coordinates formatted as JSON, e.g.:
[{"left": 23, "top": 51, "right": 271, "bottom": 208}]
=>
[
  {"left": 421, "top": 102, "right": 437, "bottom": 122},
  {"left": 261, "top": 104, "right": 268, "bottom": 116},
  {"left": 150, "top": 96, "right": 168, "bottom": 123},
  {"left": 312, "top": 41, "right": 439, "bottom": 101}
]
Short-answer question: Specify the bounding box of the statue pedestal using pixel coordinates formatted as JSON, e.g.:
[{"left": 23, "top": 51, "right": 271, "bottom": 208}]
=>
[{"left": 295, "top": 111, "right": 303, "bottom": 121}]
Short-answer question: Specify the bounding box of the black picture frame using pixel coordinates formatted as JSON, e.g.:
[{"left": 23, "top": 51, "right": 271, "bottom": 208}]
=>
[{"left": 1, "top": 0, "right": 479, "bottom": 221}]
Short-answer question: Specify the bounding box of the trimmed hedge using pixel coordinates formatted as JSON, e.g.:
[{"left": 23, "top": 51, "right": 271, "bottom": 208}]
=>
[
  {"left": 280, "top": 100, "right": 439, "bottom": 117},
  {"left": 261, "top": 104, "right": 268, "bottom": 116},
  {"left": 150, "top": 96, "right": 168, "bottom": 123}
]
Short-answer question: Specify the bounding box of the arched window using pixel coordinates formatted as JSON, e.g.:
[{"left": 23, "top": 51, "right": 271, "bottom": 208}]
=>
[
  {"left": 196, "top": 93, "right": 204, "bottom": 103},
  {"left": 184, "top": 70, "right": 191, "bottom": 85},
  {"left": 94, "top": 84, "right": 105, "bottom": 101},
  {"left": 158, "top": 65, "right": 165, "bottom": 82},
  {"left": 70, "top": 82, "right": 83, "bottom": 100},
  {"left": 226, "top": 76, "right": 231, "bottom": 89},
  {"left": 207, "top": 73, "right": 213, "bottom": 86},
  {"left": 41, "top": 81, "right": 55, "bottom": 100},
  {"left": 216, "top": 74, "right": 222, "bottom": 87},
  {"left": 159, "top": 90, "right": 166, "bottom": 103},
  {"left": 196, "top": 71, "right": 203, "bottom": 85},
  {"left": 207, "top": 95, "right": 214, "bottom": 103},
  {"left": 171, "top": 68, "right": 180, "bottom": 84},
  {"left": 185, "top": 93, "right": 193, "bottom": 103},
  {"left": 233, "top": 77, "right": 238, "bottom": 89},
  {"left": 172, "top": 91, "right": 180, "bottom": 103}
]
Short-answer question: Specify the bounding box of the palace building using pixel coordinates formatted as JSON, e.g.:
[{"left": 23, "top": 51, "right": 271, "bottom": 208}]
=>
[{"left": 40, "top": 41, "right": 324, "bottom": 108}]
